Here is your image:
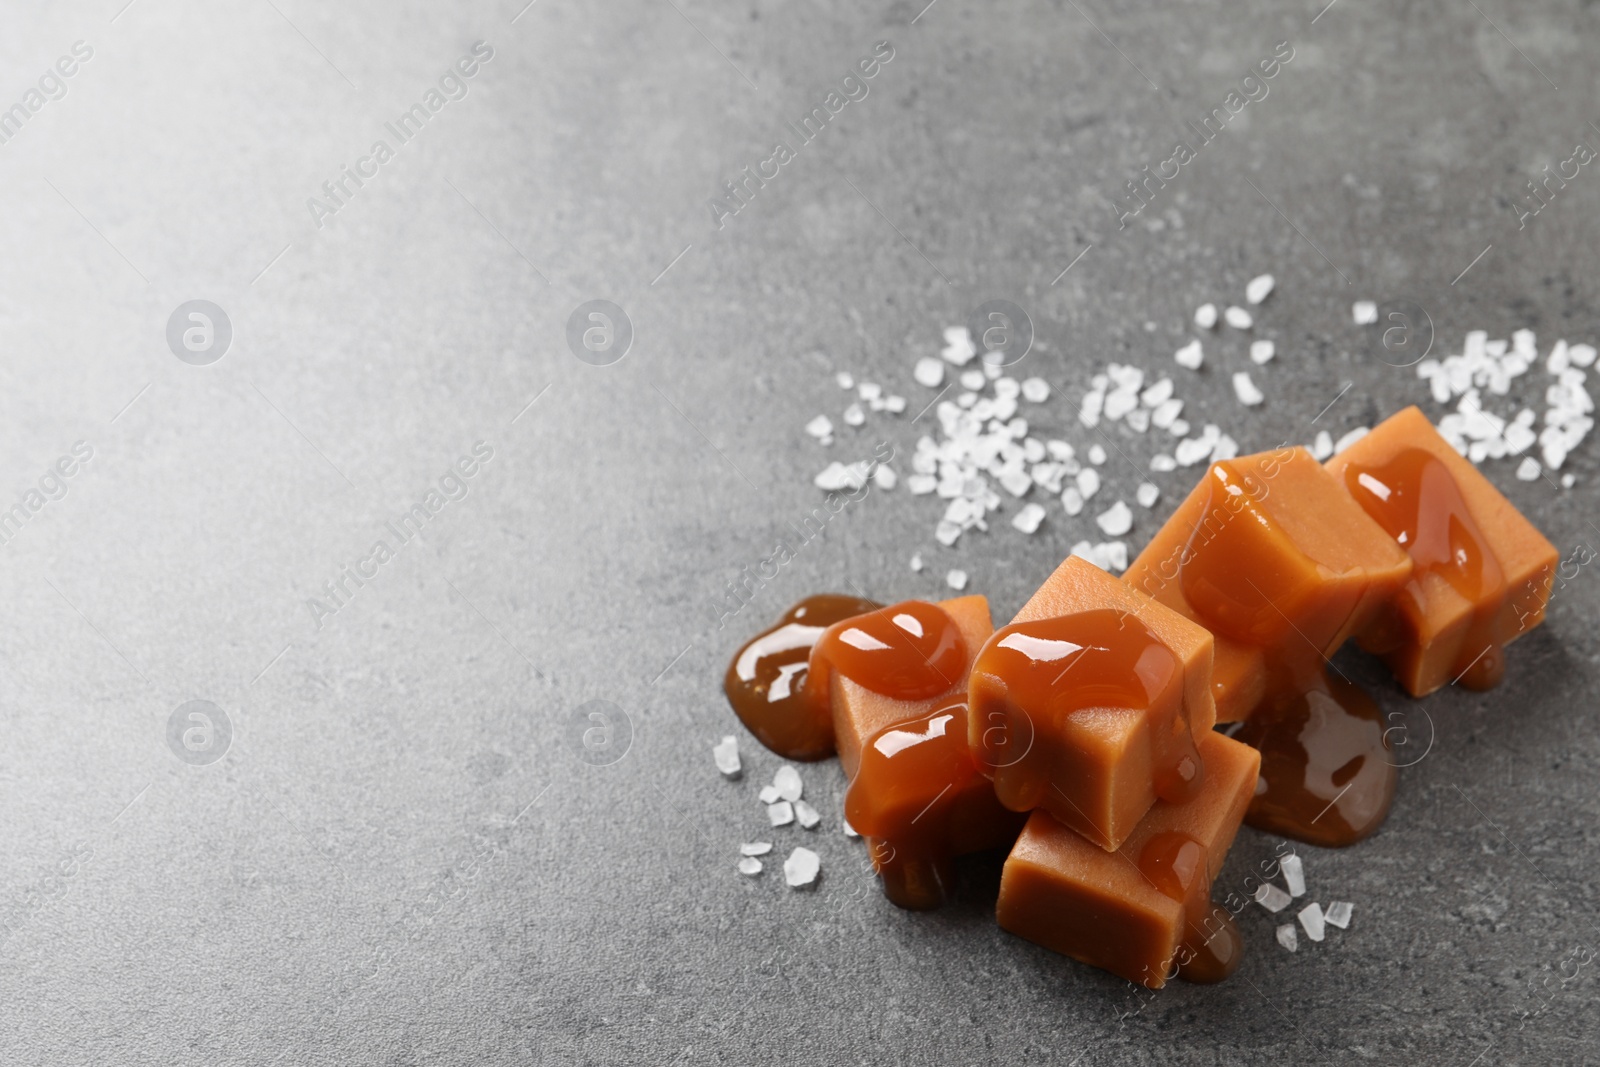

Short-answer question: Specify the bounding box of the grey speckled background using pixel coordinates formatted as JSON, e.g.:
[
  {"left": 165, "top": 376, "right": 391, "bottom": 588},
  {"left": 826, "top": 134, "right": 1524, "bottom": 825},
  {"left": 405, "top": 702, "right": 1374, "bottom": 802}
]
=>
[{"left": 1, "top": 1, "right": 1597, "bottom": 1064}]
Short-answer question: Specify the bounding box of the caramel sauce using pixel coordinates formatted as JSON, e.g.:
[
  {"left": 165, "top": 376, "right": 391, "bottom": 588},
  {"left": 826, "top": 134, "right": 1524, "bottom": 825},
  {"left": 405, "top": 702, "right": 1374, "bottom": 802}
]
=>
[
  {"left": 1176, "top": 907, "right": 1243, "bottom": 984},
  {"left": 724, "top": 594, "right": 879, "bottom": 760},
  {"left": 845, "top": 701, "right": 1021, "bottom": 910},
  {"left": 1137, "top": 832, "right": 1240, "bottom": 984},
  {"left": 1228, "top": 675, "right": 1396, "bottom": 848},
  {"left": 808, "top": 600, "right": 968, "bottom": 705},
  {"left": 1343, "top": 447, "right": 1508, "bottom": 690},
  {"left": 971, "top": 610, "right": 1202, "bottom": 806}
]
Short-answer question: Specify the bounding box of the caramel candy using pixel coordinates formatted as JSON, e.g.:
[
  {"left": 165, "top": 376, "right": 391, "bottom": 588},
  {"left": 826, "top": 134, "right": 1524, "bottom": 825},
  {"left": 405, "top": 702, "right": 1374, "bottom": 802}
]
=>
[
  {"left": 968, "top": 556, "right": 1216, "bottom": 851},
  {"left": 845, "top": 701, "right": 1025, "bottom": 910},
  {"left": 832, "top": 595, "right": 995, "bottom": 781},
  {"left": 997, "top": 731, "right": 1260, "bottom": 988},
  {"left": 1326, "top": 406, "right": 1560, "bottom": 696},
  {"left": 1124, "top": 447, "right": 1413, "bottom": 721}
]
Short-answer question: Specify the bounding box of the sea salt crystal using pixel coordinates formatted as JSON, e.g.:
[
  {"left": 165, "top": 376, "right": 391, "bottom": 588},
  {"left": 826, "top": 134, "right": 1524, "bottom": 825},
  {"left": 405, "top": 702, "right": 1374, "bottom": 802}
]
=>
[
  {"left": 1061, "top": 486, "right": 1085, "bottom": 515},
  {"left": 910, "top": 552, "right": 923, "bottom": 572},
  {"left": 1353, "top": 300, "right": 1378, "bottom": 325},
  {"left": 774, "top": 764, "right": 803, "bottom": 802},
  {"left": 946, "top": 569, "right": 969, "bottom": 591},
  {"left": 1141, "top": 378, "right": 1174, "bottom": 407},
  {"left": 741, "top": 842, "right": 772, "bottom": 856},
  {"left": 1136, "top": 482, "right": 1160, "bottom": 508},
  {"left": 995, "top": 377, "right": 1021, "bottom": 400},
  {"left": 767, "top": 801, "right": 795, "bottom": 827},
  {"left": 815, "top": 462, "right": 869, "bottom": 491},
  {"left": 1175, "top": 340, "right": 1204, "bottom": 369},
  {"left": 935, "top": 521, "right": 962, "bottom": 546},
  {"left": 805, "top": 414, "right": 834, "bottom": 439},
  {"left": 1012, "top": 503, "right": 1047, "bottom": 534},
  {"left": 1150, "top": 398, "right": 1183, "bottom": 429},
  {"left": 1194, "top": 303, "right": 1219, "bottom": 329},
  {"left": 1168, "top": 418, "right": 1190, "bottom": 438},
  {"left": 758, "top": 785, "right": 780, "bottom": 804},
  {"left": 843, "top": 819, "right": 859, "bottom": 838},
  {"left": 793, "top": 799, "right": 821, "bottom": 829},
  {"left": 835, "top": 372, "right": 854, "bottom": 389},
  {"left": 842, "top": 403, "right": 865, "bottom": 427},
  {"left": 1104, "top": 390, "right": 1138, "bottom": 421},
  {"left": 1232, "top": 371, "right": 1265, "bottom": 407},
  {"left": 1570, "top": 343, "right": 1597, "bottom": 368},
  {"left": 1224, "top": 306, "right": 1253, "bottom": 330},
  {"left": 1150, "top": 453, "right": 1177, "bottom": 472},
  {"left": 1298, "top": 902, "right": 1326, "bottom": 942},
  {"left": 1250, "top": 339, "right": 1276, "bottom": 365},
  {"left": 1277, "top": 924, "right": 1299, "bottom": 952},
  {"left": 873, "top": 465, "right": 897, "bottom": 490},
  {"left": 1562, "top": 473, "right": 1576, "bottom": 488},
  {"left": 1125, "top": 408, "right": 1150, "bottom": 433},
  {"left": 908, "top": 474, "right": 936, "bottom": 495},
  {"left": 1517, "top": 456, "right": 1541, "bottom": 481},
  {"left": 858, "top": 382, "right": 881, "bottom": 401},
  {"left": 1096, "top": 501, "right": 1133, "bottom": 537},
  {"left": 1175, "top": 437, "right": 1212, "bottom": 467},
  {"left": 713, "top": 736, "right": 742, "bottom": 780},
  {"left": 1102, "top": 541, "right": 1129, "bottom": 572},
  {"left": 1256, "top": 883, "right": 1292, "bottom": 913},
  {"left": 1281, "top": 853, "right": 1305, "bottom": 898},
  {"left": 738, "top": 857, "right": 762, "bottom": 876},
  {"left": 1334, "top": 427, "right": 1370, "bottom": 454},
  {"left": 1022, "top": 377, "right": 1051, "bottom": 402},
  {"left": 961, "top": 369, "right": 986, "bottom": 391},
  {"left": 942, "top": 326, "right": 977, "bottom": 365},
  {"left": 1246, "top": 273, "right": 1275, "bottom": 304},
  {"left": 884, "top": 395, "right": 906, "bottom": 414},
  {"left": 1077, "top": 468, "right": 1101, "bottom": 500},
  {"left": 1311, "top": 430, "right": 1334, "bottom": 461},
  {"left": 1324, "top": 901, "right": 1353, "bottom": 929},
  {"left": 1000, "top": 468, "right": 1033, "bottom": 497},
  {"left": 1083, "top": 444, "right": 1104, "bottom": 466},
  {"left": 783, "top": 847, "right": 821, "bottom": 888},
  {"left": 914, "top": 357, "right": 945, "bottom": 388}
]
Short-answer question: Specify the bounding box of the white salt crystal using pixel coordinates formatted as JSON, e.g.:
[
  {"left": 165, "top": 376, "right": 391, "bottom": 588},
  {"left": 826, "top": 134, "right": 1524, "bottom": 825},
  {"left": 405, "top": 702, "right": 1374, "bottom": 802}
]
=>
[
  {"left": 1168, "top": 418, "right": 1190, "bottom": 437},
  {"left": 1569, "top": 343, "right": 1597, "bottom": 368},
  {"left": 1250, "top": 339, "right": 1276, "bottom": 365},
  {"left": 1141, "top": 378, "right": 1174, "bottom": 407},
  {"left": 941, "top": 326, "right": 976, "bottom": 365},
  {"left": 885, "top": 395, "right": 906, "bottom": 414},
  {"left": 1175, "top": 437, "right": 1212, "bottom": 467},
  {"left": 1334, "top": 427, "right": 1370, "bottom": 454},
  {"left": 1000, "top": 468, "right": 1033, "bottom": 497},
  {"left": 994, "top": 377, "right": 1021, "bottom": 399},
  {"left": 1102, "top": 541, "right": 1129, "bottom": 572},
  {"left": 1246, "top": 273, "right": 1275, "bottom": 305},
  {"left": 1175, "top": 340, "right": 1204, "bottom": 369},
  {"left": 961, "top": 368, "right": 986, "bottom": 391},
  {"left": 1021, "top": 377, "right": 1051, "bottom": 402},
  {"left": 1281, "top": 853, "right": 1306, "bottom": 898},
  {"left": 758, "top": 785, "right": 780, "bottom": 805},
  {"left": 1096, "top": 501, "right": 1133, "bottom": 537},
  {"left": 738, "top": 857, "right": 763, "bottom": 876},
  {"left": 835, "top": 372, "right": 854, "bottom": 389},
  {"left": 814, "top": 462, "right": 869, "bottom": 491},
  {"left": 793, "top": 799, "right": 821, "bottom": 829},
  {"left": 946, "top": 569, "right": 969, "bottom": 591},
  {"left": 1277, "top": 924, "right": 1299, "bottom": 952},
  {"left": 1061, "top": 486, "right": 1085, "bottom": 515},
  {"left": 1136, "top": 482, "right": 1160, "bottom": 508},
  {"left": 1080, "top": 389, "right": 1105, "bottom": 427},
  {"left": 1517, "top": 456, "right": 1541, "bottom": 481},
  {"left": 842, "top": 819, "right": 859, "bottom": 838},
  {"left": 1232, "top": 371, "right": 1265, "bottom": 407},
  {"left": 1150, "top": 453, "right": 1177, "bottom": 472},
  {"left": 1298, "top": 902, "right": 1326, "bottom": 942},
  {"left": 1151, "top": 398, "right": 1183, "bottom": 429},
  {"left": 1224, "top": 306, "right": 1253, "bottom": 330},
  {"left": 1125, "top": 408, "right": 1150, "bottom": 433},
  {"left": 1353, "top": 300, "right": 1378, "bottom": 325},
  {"left": 740, "top": 842, "right": 772, "bottom": 856},
  {"left": 910, "top": 552, "right": 924, "bottom": 572},
  {"left": 783, "top": 846, "right": 821, "bottom": 888},
  {"left": 914, "top": 357, "right": 945, "bottom": 388},
  {"left": 858, "top": 381, "right": 881, "bottom": 401},
  {"left": 1077, "top": 468, "right": 1101, "bottom": 499},
  {"left": 1012, "top": 503, "right": 1047, "bottom": 534},
  {"left": 767, "top": 801, "right": 795, "bottom": 827},
  {"left": 1088, "top": 444, "right": 1108, "bottom": 466},
  {"left": 713, "top": 735, "right": 742, "bottom": 780},
  {"left": 774, "top": 764, "right": 803, "bottom": 802},
  {"left": 873, "top": 465, "right": 898, "bottom": 491},
  {"left": 935, "top": 521, "right": 962, "bottom": 546},
  {"left": 908, "top": 474, "right": 937, "bottom": 495},
  {"left": 1255, "top": 883, "right": 1292, "bottom": 913},
  {"left": 1324, "top": 901, "right": 1353, "bottom": 929},
  {"left": 1104, "top": 390, "right": 1138, "bottom": 421},
  {"left": 843, "top": 403, "right": 865, "bottom": 427},
  {"left": 1194, "top": 303, "right": 1218, "bottom": 329},
  {"left": 1311, "top": 430, "right": 1334, "bottom": 461},
  {"left": 1562, "top": 473, "right": 1576, "bottom": 488},
  {"left": 805, "top": 414, "right": 834, "bottom": 439}
]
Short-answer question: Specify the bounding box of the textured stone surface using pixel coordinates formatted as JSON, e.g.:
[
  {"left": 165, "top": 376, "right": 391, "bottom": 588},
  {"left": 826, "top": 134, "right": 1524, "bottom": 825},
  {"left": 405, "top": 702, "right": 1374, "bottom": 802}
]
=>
[{"left": 1, "top": 1, "right": 1597, "bottom": 1064}]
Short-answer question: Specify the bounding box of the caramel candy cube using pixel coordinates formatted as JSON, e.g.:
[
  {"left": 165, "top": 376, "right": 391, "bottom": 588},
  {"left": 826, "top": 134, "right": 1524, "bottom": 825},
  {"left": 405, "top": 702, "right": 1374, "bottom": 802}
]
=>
[
  {"left": 997, "top": 731, "right": 1260, "bottom": 988},
  {"left": 832, "top": 595, "right": 993, "bottom": 781},
  {"left": 1124, "top": 447, "right": 1413, "bottom": 721},
  {"left": 1326, "top": 406, "right": 1560, "bottom": 695},
  {"left": 967, "top": 556, "right": 1216, "bottom": 852}
]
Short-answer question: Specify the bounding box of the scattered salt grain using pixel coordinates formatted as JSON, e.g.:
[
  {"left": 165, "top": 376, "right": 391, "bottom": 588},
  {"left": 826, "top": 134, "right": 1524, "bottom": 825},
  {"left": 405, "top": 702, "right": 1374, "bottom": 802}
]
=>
[
  {"left": 1224, "top": 306, "right": 1253, "bottom": 330},
  {"left": 961, "top": 368, "right": 986, "bottom": 391},
  {"left": 767, "top": 801, "right": 795, "bottom": 827},
  {"left": 1085, "top": 444, "right": 1105, "bottom": 466},
  {"left": 1353, "top": 300, "right": 1378, "bottom": 325},
  {"left": 758, "top": 785, "right": 780, "bottom": 804},
  {"left": 858, "top": 382, "right": 881, "bottom": 402},
  {"left": 885, "top": 395, "right": 907, "bottom": 414},
  {"left": 1334, "top": 427, "right": 1370, "bottom": 454},
  {"left": 773, "top": 764, "right": 803, "bottom": 802},
  {"left": 1136, "top": 482, "right": 1160, "bottom": 508},
  {"left": 1255, "top": 883, "right": 1292, "bottom": 913},
  {"left": 1277, "top": 923, "right": 1299, "bottom": 952},
  {"left": 1061, "top": 486, "right": 1085, "bottom": 515},
  {"left": 1175, "top": 340, "right": 1204, "bottom": 370},
  {"left": 843, "top": 403, "right": 865, "bottom": 427},
  {"left": 1298, "top": 902, "right": 1326, "bottom": 942},
  {"left": 1571, "top": 343, "right": 1597, "bottom": 368},
  {"left": 783, "top": 846, "right": 821, "bottom": 888},
  {"left": 1077, "top": 468, "right": 1101, "bottom": 500},
  {"left": 910, "top": 552, "right": 924, "bottom": 572},
  {"left": 1281, "top": 853, "right": 1305, "bottom": 898},
  {"left": 793, "top": 799, "right": 821, "bottom": 829},
  {"left": 1232, "top": 371, "right": 1265, "bottom": 407},
  {"left": 1141, "top": 378, "right": 1174, "bottom": 407},
  {"left": 1150, "top": 453, "right": 1177, "bottom": 472},
  {"left": 843, "top": 819, "right": 859, "bottom": 838},
  {"left": 1310, "top": 430, "right": 1334, "bottom": 461},
  {"left": 874, "top": 464, "right": 898, "bottom": 490},
  {"left": 1246, "top": 273, "right": 1275, "bottom": 305},
  {"left": 1250, "top": 339, "right": 1276, "bottom": 365},
  {"left": 713, "top": 735, "right": 742, "bottom": 780},
  {"left": 1012, "top": 503, "right": 1047, "bottom": 534},
  {"left": 914, "top": 357, "right": 945, "bottom": 388},
  {"left": 738, "top": 857, "right": 763, "bottom": 876},
  {"left": 946, "top": 569, "right": 969, "bottom": 591},
  {"left": 1324, "top": 901, "right": 1353, "bottom": 929},
  {"left": 1562, "top": 473, "right": 1576, "bottom": 488},
  {"left": 835, "top": 372, "right": 854, "bottom": 389},
  {"left": 740, "top": 842, "right": 772, "bottom": 856},
  {"left": 1517, "top": 456, "right": 1541, "bottom": 481},
  {"left": 1194, "top": 303, "right": 1219, "bottom": 329},
  {"left": 1022, "top": 377, "right": 1051, "bottom": 402},
  {"left": 814, "top": 461, "right": 869, "bottom": 491},
  {"left": 805, "top": 414, "right": 834, "bottom": 440},
  {"left": 1096, "top": 501, "right": 1133, "bottom": 537}
]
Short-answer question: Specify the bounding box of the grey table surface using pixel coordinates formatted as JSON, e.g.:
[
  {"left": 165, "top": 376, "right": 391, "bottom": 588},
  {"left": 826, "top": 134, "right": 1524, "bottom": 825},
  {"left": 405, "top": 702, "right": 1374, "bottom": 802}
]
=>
[{"left": 2, "top": 1, "right": 1598, "bottom": 1064}]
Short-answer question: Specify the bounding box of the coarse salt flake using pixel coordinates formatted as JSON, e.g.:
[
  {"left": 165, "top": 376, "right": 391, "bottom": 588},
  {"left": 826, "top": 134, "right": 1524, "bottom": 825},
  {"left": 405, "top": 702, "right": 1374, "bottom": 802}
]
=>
[
  {"left": 758, "top": 785, "right": 780, "bottom": 804},
  {"left": 1022, "top": 377, "right": 1051, "bottom": 402},
  {"left": 1250, "top": 339, "right": 1275, "bottom": 365},
  {"left": 946, "top": 569, "right": 969, "bottom": 591},
  {"left": 1281, "top": 853, "right": 1305, "bottom": 898},
  {"left": 1194, "top": 303, "right": 1219, "bottom": 329},
  {"left": 1516, "top": 456, "right": 1541, "bottom": 481},
  {"left": 1224, "top": 306, "right": 1253, "bottom": 330},
  {"left": 1175, "top": 340, "right": 1204, "bottom": 370},
  {"left": 1136, "top": 482, "right": 1160, "bottom": 508},
  {"left": 1298, "top": 901, "right": 1326, "bottom": 942},
  {"left": 713, "top": 735, "right": 742, "bottom": 780},
  {"left": 1012, "top": 503, "right": 1047, "bottom": 534},
  {"left": 1232, "top": 371, "right": 1265, "bottom": 407},
  {"left": 1246, "top": 273, "right": 1275, "bottom": 305},
  {"left": 773, "top": 764, "right": 803, "bottom": 802},
  {"left": 740, "top": 842, "right": 772, "bottom": 856},
  {"left": 805, "top": 415, "right": 834, "bottom": 439},
  {"left": 783, "top": 846, "right": 821, "bottom": 888},
  {"left": 767, "top": 801, "right": 795, "bottom": 827},
  {"left": 1255, "top": 883, "right": 1292, "bottom": 913},
  {"left": 1277, "top": 923, "right": 1299, "bottom": 952},
  {"left": 1096, "top": 500, "right": 1133, "bottom": 537},
  {"left": 793, "top": 799, "right": 821, "bottom": 829},
  {"left": 738, "top": 857, "right": 762, "bottom": 876},
  {"left": 914, "top": 357, "right": 945, "bottom": 388},
  {"left": 1324, "top": 901, "right": 1353, "bottom": 929},
  {"left": 1353, "top": 300, "right": 1378, "bottom": 325}
]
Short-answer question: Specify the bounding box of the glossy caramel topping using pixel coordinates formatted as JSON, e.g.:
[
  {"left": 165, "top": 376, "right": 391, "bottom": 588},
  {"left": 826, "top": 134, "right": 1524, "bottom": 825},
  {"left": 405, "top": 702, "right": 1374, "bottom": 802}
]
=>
[
  {"left": 972, "top": 610, "right": 1201, "bottom": 805},
  {"left": 809, "top": 600, "right": 967, "bottom": 705},
  {"left": 1139, "top": 831, "right": 1206, "bottom": 901},
  {"left": 724, "top": 594, "right": 879, "bottom": 760},
  {"left": 1344, "top": 447, "right": 1507, "bottom": 690},
  {"left": 1138, "top": 833, "right": 1243, "bottom": 984},
  {"left": 1176, "top": 907, "right": 1243, "bottom": 984},
  {"left": 1180, "top": 460, "right": 1294, "bottom": 646},
  {"left": 1229, "top": 675, "right": 1397, "bottom": 848}
]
